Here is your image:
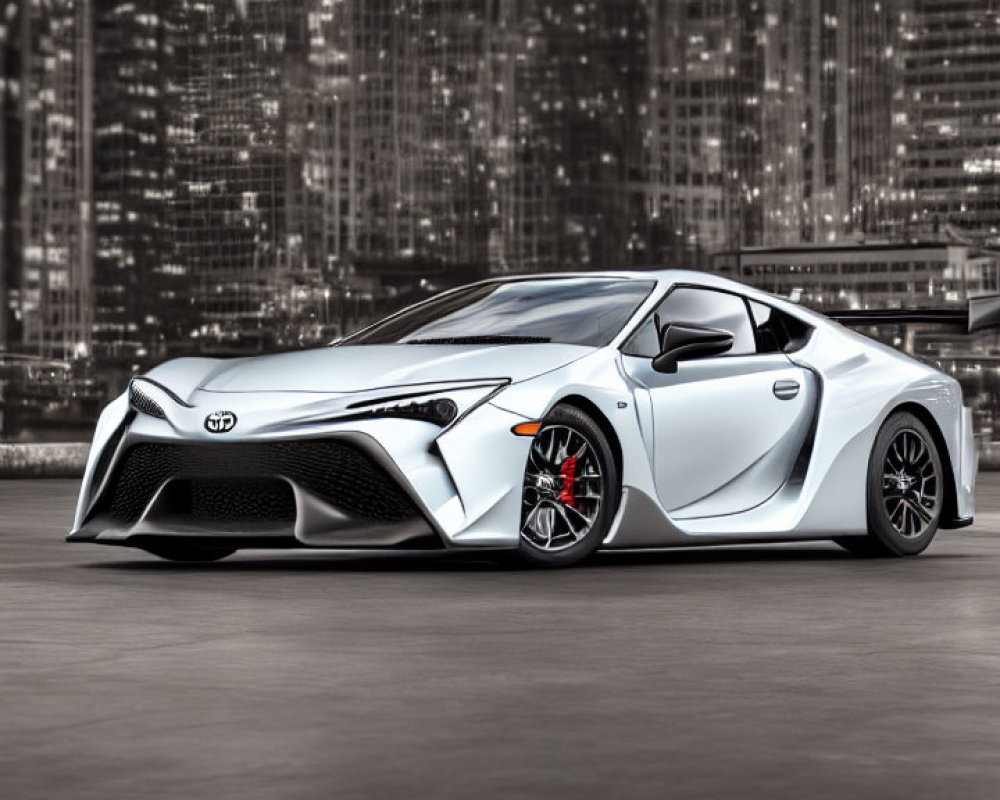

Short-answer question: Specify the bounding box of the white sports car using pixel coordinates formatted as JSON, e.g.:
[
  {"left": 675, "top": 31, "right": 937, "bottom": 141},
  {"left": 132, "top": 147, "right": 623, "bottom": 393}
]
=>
[{"left": 69, "top": 271, "right": 984, "bottom": 566}]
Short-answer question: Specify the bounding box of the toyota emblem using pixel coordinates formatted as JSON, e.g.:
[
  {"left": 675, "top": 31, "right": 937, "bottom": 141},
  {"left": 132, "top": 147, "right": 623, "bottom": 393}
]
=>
[{"left": 204, "top": 410, "right": 237, "bottom": 433}]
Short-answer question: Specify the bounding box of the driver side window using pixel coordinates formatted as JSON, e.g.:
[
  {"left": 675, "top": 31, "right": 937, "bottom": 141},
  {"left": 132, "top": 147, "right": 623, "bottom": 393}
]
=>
[{"left": 622, "top": 286, "right": 756, "bottom": 358}]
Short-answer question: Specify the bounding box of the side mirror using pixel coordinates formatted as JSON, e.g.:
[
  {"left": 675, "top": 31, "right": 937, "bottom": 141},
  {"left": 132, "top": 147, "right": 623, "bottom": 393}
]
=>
[{"left": 651, "top": 323, "right": 734, "bottom": 374}]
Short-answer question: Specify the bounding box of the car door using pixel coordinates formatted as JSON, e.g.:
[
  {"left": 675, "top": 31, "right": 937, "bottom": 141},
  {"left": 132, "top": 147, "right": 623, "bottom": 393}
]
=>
[{"left": 621, "top": 286, "right": 817, "bottom": 518}]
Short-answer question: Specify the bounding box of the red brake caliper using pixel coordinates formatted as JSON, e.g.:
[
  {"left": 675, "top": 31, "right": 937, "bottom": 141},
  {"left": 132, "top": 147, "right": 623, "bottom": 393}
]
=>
[{"left": 559, "top": 456, "right": 577, "bottom": 508}]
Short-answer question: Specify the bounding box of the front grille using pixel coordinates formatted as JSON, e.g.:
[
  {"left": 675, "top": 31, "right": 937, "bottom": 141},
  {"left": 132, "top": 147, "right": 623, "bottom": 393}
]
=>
[
  {"left": 186, "top": 478, "right": 296, "bottom": 523},
  {"left": 101, "top": 439, "right": 421, "bottom": 525}
]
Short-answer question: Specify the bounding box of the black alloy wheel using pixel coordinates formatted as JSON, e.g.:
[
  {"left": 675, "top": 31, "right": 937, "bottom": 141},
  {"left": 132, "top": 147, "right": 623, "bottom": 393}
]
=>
[
  {"left": 835, "top": 411, "right": 943, "bottom": 557},
  {"left": 518, "top": 404, "right": 619, "bottom": 567}
]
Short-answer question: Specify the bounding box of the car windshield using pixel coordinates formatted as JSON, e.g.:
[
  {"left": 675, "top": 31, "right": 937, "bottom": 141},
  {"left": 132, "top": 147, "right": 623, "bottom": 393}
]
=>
[{"left": 344, "top": 278, "right": 656, "bottom": 347}]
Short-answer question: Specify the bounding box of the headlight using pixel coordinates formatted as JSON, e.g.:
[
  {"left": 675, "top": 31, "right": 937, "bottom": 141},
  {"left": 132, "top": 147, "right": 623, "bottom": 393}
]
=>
[
  {"left": 129, "top": 381, "right": 165, "bottom": 418},
  {"left": 363, "top": 398, "right": 458, "bottom": 427},
  {"left": 128, "top": 377, "right": 192, "bottom": 419},
  {"left": 301, "top": 380, "right": 509, "bottom": 431}
]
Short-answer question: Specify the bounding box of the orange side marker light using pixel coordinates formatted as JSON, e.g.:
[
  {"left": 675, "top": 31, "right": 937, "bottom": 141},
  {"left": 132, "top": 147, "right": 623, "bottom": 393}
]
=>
[{"left": 511, "top": 421, "right": 542, "bottom": 436}]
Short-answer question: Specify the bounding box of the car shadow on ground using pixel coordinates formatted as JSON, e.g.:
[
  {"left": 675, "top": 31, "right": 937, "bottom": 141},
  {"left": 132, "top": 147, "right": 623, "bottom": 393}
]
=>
[{"left": 77, "top": 543, "right": 971, "bottom": 573}]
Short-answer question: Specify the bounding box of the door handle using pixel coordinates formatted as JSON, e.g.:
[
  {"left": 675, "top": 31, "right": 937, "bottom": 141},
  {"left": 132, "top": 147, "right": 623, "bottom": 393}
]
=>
[{"left": 773, "top": 379, "right": 800, "bottom": 400}]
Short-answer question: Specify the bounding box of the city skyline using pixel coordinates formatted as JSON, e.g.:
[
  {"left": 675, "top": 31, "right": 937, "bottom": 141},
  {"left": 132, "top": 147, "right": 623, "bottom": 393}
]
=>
[
  {"left": 4, "top": 1, "right": 1000, "bottom": 362},
  {"left": 3, "top": 0, "right": 1000, "bottom": 440}
]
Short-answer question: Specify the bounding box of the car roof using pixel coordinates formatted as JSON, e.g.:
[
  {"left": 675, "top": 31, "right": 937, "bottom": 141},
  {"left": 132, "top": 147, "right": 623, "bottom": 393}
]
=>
[
  {"left": 486, "top": 268, "right": 751, "bottom": 289},
  {"left": 483, "top": 269, "right": 830, "bottom": 328}
]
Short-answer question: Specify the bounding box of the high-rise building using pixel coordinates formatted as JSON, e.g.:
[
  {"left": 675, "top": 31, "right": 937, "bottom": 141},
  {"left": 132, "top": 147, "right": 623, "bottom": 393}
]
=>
[
  {"left": 844, "top": 0, "right": 896, "bottom": 235},
  {"left": 646, "top": 0, "right": 756, "bottom": 252},
  {"left": 298, "top": 0, "right": 353, "bottom": 275},
  {"left": 92, "top": 1, "right": 178, "bottom": 363},
  {"left": 892, "top": 0, "right": 1000, "bottom": 242},
  {"left": 501, "top": 0, "right": 650, "bottom": 272},
  {"left": 329, "top": 0, "right": 492, "bottom": 271},
  {"left": 411, "top": 0, "right": 491, "bottom": 268},
  {"left": 165, "top": 0, "right": 303, "bottom": 351},
  {"left": 299, "top": 0, "right": 495, "bottom": 280},
  {"left": 0, "top": 5, "right": 18, "bottom": 351},
  {"left": 755, "top": 0, "right": 894, "bottom": 246},
  {"left": 643, "top": 0, "right": 894, "bottom": 252},
  {"left": 8, "top": 0, "right": 93, "bottom": 359}
]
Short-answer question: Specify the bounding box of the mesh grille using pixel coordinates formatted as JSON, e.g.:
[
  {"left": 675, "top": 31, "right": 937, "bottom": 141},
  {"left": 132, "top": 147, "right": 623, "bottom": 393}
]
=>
[
  {"left": 187, "top": 478, "right": 295, "bottom": 522},
  {"left": 102, "top": 440, "right": 421, "bottom": 525}
]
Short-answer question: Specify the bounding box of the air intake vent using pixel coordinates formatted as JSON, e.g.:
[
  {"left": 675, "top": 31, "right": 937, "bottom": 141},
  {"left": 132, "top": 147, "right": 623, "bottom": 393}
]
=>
[
  {"left": 151, "top": 477, "right": 297, "bottom": 524},
  {"left": 101, "top": 439, "right": 423, "bottom": 525}
]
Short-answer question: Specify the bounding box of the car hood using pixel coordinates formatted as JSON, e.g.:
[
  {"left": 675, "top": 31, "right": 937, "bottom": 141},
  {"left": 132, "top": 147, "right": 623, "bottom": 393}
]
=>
[{"left": 157, "top": 343, "right": 594, "bottom": 395}]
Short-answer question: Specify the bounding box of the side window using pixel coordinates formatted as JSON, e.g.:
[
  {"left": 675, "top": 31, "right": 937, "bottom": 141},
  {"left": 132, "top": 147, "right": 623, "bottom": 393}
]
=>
[
  {"left": 748, "top": 300, "right": 784, "bottom": 353},
  {"left": 748, "top": 300, "right": 814, "bottom": 354},
  {"left": 623, "top": 287, "right": 756, "bottom": 358}
]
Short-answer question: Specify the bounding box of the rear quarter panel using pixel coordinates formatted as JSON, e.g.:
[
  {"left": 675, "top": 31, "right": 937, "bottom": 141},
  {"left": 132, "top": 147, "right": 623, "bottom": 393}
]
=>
[{"left": 787, "top": 322, "right": 967, "bottom": 535}]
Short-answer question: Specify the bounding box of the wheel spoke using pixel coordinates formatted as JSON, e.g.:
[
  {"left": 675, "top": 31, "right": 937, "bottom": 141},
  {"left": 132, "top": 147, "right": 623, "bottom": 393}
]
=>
[
  {"left": 906, "top": 498, "right": 933, "bottom": 525},
  {"left": 552, "top": 503, "right": 585, "bottom": 541},
  {"left": 528, "top": 444, "right": 548, "bottom": 472},
  {"left": 522, "top": 503, "right": 555, "bottom": 547},
  {"left": 563, "top": 500, "right": 597, "bottom": 528},
  {"left": 554, "top": 430, "right": 569, "bottom": 464},
  {"left": 892, "top": 439, "right": 906, "bottom": 469}
]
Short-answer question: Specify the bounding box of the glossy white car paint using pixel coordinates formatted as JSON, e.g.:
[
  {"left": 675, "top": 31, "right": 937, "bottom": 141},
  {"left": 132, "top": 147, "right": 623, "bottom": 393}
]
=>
[{"left": 70, "top": 270, "right": 977, "bottom": 553}]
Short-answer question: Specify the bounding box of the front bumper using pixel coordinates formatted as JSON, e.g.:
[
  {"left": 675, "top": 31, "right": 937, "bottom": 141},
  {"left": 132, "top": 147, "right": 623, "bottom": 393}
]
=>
[
  {"left": 69, "top": 434, "right": 440, "bottom": 549},
  {"left": 70, "top": 389, "right": 533, "bottom": 551}
]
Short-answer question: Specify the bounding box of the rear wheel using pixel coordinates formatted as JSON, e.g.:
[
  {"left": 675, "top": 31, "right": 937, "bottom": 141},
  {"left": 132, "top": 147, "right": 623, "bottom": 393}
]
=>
[
  {"left": 142, "top": 545, "right": 235, "bottom": 563},
  {"left": 835, "top": 411, "right": 943, "bottom": 557},
  {"left": 517, "top": 404, "right": 619, "bottom": 567}
]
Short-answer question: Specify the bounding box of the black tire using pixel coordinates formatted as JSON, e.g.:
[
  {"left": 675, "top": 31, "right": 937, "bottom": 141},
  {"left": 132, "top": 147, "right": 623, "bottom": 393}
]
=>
[
  {"left": 517, "top": 404, "right": 619, "bottom": 567},
  {"left": 141, "top": 545, "right": 236, "bottom": 563},
  {"left": 834, "top": 411, "right": 943, "bottom": 557}
]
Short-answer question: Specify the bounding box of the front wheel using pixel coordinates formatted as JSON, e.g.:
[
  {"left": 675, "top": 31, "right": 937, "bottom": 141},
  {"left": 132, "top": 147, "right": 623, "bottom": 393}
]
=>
[
  {"left": 517, "top": 404, "right": 619, "bottom": 567},
  {"left": 835, "top": 411, "right": 943, "bottom": 557}
]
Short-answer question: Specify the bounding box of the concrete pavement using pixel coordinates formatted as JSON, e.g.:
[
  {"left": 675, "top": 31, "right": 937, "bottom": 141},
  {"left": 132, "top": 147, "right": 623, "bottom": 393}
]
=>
[{"left": 2, "top": 478, "right": 1000, "bottom": 799}]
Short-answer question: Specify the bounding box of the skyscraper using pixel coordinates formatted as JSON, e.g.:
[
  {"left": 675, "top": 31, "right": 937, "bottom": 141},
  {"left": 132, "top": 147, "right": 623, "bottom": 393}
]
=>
[
  {"left": 0, "top": 5, "right": 18, "bottom": 351},
  {"left": 297, "top": 0, "right": 353, "bottom": 274},
  {"left": 9, "top": 0, "right": 93, "bottom": 359},
  {"left": 756, "top": 0, "right": 894, "bottom": 246},
  {"left": 502, "top": 0, "right": 650, "bottom": 272},
  {"left": 165, "top": 0, "right": 302, "bottom": 351},
  {"left": 893, "top": 0, "right": 1000, "bottom": 242},
  {"left": 93, "top": 1, "right": 176, "bottom": 363},
  {"left": 646, "top": 0, "right": 754, "bottom": 252},
  {"left": 299, "top": 0, "right": 496, "bottom": 278},
  {"left": 411, "top": 0, "right": 492, "bottom": 268},
  {"left": 643, "top": 0, "right": 894, "bottom": 252}
]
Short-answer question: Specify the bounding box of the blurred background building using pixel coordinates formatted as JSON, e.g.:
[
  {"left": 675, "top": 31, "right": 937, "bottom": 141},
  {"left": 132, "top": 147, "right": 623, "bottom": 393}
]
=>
[{"left": 2, "top": 0, "right": 1000, "bottom": 457}]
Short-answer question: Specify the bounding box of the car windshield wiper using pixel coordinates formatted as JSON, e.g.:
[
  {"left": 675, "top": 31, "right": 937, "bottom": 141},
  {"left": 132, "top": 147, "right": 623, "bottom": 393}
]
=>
[{"left": 404, "top": 335, "right": 552, "bottom": 345}]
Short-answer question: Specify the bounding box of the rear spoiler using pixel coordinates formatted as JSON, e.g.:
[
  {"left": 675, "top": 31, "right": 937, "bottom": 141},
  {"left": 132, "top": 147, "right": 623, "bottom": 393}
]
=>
[{"left": 825, "top": 294, "right": 1000, "bottom": 333}]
